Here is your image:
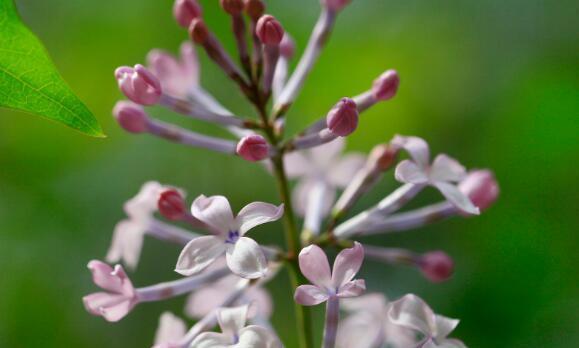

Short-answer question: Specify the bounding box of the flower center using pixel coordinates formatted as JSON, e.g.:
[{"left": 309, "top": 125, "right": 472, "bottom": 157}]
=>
[{"left": 225, "top": 230, "right": 240, "bottom": 244}]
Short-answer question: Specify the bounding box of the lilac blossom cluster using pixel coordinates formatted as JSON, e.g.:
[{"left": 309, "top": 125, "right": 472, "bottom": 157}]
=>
[{"left": 84, "top": 0, "right": 500, "bottom": 347}]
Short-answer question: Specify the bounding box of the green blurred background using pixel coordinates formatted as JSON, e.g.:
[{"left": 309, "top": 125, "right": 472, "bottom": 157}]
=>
[{"left": 1, "top": 0, "right": 577, "bottom": 347}]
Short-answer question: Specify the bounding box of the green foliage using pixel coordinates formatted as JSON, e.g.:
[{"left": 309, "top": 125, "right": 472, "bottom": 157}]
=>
[{"left": 0, "top": 0, "right": 103, "bottom": 137}]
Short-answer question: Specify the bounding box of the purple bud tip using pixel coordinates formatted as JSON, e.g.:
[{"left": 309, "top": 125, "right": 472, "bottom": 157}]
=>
[
  {"left": 158, "top": 189, "right": 187, "bottom": 221},
  {"left": 321, "top": 0, "right": 352, "bottom": 12},
  {"left": 369, "top": 144, "right": 399, "bottom": 171},
  {"left": 188, "top": 18, "right": 209, "bottom": 44},
  {"left": 220, "top": 0, "right": 244, "bottom": 15},
  {"left": 237, "top": 135, "right": 269, "bottom": 161},
  {"left": 279, "top": 34, "right": 296, "bottom": 58},
  {"left": 459, "top": 170, "right": 500, "bottom": 213},
  {"left": 173, "top": 0, "right": 203, "bottom": 28},
  {"left": 244, "top": 0, "right": 265, "bottom": 20},
  {"left": 115, "top": 65, "right": 162, "bottom": 105},
  {"left": 419, "top": 251, "right": 454, "bottom": 283},
  {"left": 372, "top": 69, "right": 400, "bottom": 101},
  {"left": 113, "top": 100, "right": 149, "bottom": 134},
  {"left": 326, "top": 97, "right": 359, "bottom": 137},
  {"left": 256, "top": 15, "right": 284, "bottom": 45}
]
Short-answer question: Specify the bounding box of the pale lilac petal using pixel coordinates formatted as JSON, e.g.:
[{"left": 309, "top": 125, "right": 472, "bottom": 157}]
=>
[
  {"left": 190, "top": 332, "right": 232, "bottom": 348},
  {"left": 337, "top": 279, "right": 366, "bottom": 298},
  {"left": 391, "top": 135, "right": 430, "bottom": 168},
  {"left": 175, "top": 236, "right": 227, "bottom": 276},
  {"left": 388, "top": 294, "right": 436, "bottom": 336},
  {"left": 87, "top": 261, "right": 122, "bottom": 293},
  {"left": 298, "top": 244, "right": 332, "bottom": 288},
  {"left": 331, "top": 242, "right": 364, "bottom": 288},
  {"left": 180, "top": 41, "right": 200, "bottom": 86},
  {"left": 247, "top": 286, "right": 273, "bottom": 319},
  {"left": 217, "top": 305, "right": 248, "bottom": 338},
  {"left": 238, "top": 325, "right": 282, "bottom": 348},
  {"left": 284, "top": 151, "right": 312, "bottom": 178},
  {"left": 434, "top": 315, "right": 460, "bottom": 340},
  {"left": 309, "top": 137, "right": 345, "bottom": 168},
  {"left": 83, "top": 292, "right": 134, "bottom": 322},
  {"left": 433, "top": 182, "right": 480, "bottom": 215},
  {"left": 430, "top": 154, "right": 467, "bottom": 183},
  {"left": 341, "top": 293, "right": 386, "bottom": 314},
  {"left": 294, "top": 285, "right": 329, "bottom": 306},
  {"left": 124, "top": 181, "right": 163, "bottom": 219},
  {"left": 327, "top": 153, "right": 366, "bottom": 187},
  {"left": 185, "top": 280, "right": 231, "bottom": 319},
  {"left": 154, "top": 312, "right": 187, "bottom": 346},
  {"left": 236, "top": 202, "right": 284, "bottom": 235},
  {"left": 226, "top": 237, "right": 268, "bottom": 279},
  {"left": 293, "top": 179, "right": 336, "bottom": 218},
  {"left": 191, "top": 195, "right": 235, "bottom": 234},
  {"left": 106, "top": 220, "right": 145, "bottom": 270},
  {"left": 395, "top": 160, "right": 429, "bottom": 184},
  {"left": 336, "top": 311, "right": 383, "bottom": 348}
]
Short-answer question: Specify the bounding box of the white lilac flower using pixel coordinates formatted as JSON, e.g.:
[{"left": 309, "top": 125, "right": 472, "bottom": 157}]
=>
[
  {"left": 392, "top": 135, "right": 480, "bottom": 215},
  {"left": 389, "top": 294, "right": 466, "bottom": 348},
  {"left": 153, "top": 312, "right": 187, "bottom": 348},
  {"left": 190, "top": 304, "right": 282, "bottom": 348},
  {"left": 175, "top": 195, "right": 283, "bottom": 279}
]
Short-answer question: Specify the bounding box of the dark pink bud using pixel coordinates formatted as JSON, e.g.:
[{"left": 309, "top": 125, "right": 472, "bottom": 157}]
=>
[
  {"left": 188, "top": 18, "right": 209, "bottom": 44},
  {"left": 220, "top": 0, "right": 244, "bottom": 15},
  {"left": 256, "top": 15, "right": 284, "bottom": 45},
  {"left": 115, "top": 65, "right": 162, "bottom": 105},
  {"left": 372, "top": 69, "right": 400, "bottom": 101},
  {"left": 244, "top": 0, "right": 265, "bottom": 20},
  {"left": 237, "top": 135, "right": 269, "bottom": 161},
  {"left": 368, "top": 144, "right": 399, "bottom": 172},
  {"left": 419, "top": 251, "right": 454, "bottom": 283},
  {"left": 173, "top": 0, "right": 203, "bottom": 28},
  {"left": 279, "top": 34, "right": 295, "bottom": 58},
  {"left": 321, "top": 0, "right": 351, "bottom": 12},
  {"left": 459, "top": 170, "right": 500, "bottom": 212},
  {"left": 326, "top": 97, "right": 359, "bottom": 136},
  {"left": 158, "top": 189, "right": 187, "bottom": 221},
  {"left": 112, "top": 101, "right": 149, "bottom": 134}
]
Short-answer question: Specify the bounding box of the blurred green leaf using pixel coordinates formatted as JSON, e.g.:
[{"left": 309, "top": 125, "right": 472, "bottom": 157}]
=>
[{"left": 0, "top": 0, "right": 104, "bottom": 137}]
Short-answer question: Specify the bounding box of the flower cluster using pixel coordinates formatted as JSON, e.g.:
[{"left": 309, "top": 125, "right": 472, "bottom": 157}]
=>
[{"left": 84, "top": 1, "right": 500, "bottom": 347}]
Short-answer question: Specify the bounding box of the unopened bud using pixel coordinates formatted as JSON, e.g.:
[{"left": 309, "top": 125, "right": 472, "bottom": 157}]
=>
[
  {"left": 419, "top": 251, "right": 454, "bottom": 283},
  {"left": 256, "top": 15, "right": 284, "bottom": 45},
  {"left": 459, "top": 170, "right": 500, "bottom": 212},
  {"left": 321, "top": 0, "right": 351, "bottom": 12},
  {"left": 372, "top": 69, "right": 400, "bottom": 101},
  {"left": 115, "top": 64, "right": 162, "bottom": 105},
  {"left": 188, "top": 18, "right": 209, "bottom": 44},
  {"left": 220, "top": 0, "right": 244, "bottom": 15},
  {"left": 113, "top": 101, "right": 149, "bottom": 134},
  {"left": 244, "top": 0, "right": 265, "bottom": 20},
  {"left": 236, "top": 135, "right": 269, "bottom": 161},
  {"left": 368, "top": 144, "right": 399, "bottom": 172},
  {"left": 173, "top": 0, "right": 203, "bottom": 28},
  {"left": 326, "top": 97, "right": 359, "bottom": 136},
  {"left": 158, "top": 189, "right": 187, "bottom": 220},
  {"left": 279, "top": 34, "right": 295, "bottom": 58}
]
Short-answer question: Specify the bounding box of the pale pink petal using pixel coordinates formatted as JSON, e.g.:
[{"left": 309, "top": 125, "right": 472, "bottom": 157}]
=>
[
  {"left": 391, "top": 135, "right": 430, "bottom": 168},
  {"left": 337, "top": 279, "right": 366, "bottom": 298},
  {"left": 191, "top": 195, "right": 235, "bottom": 234},
  {"left": 331, "top": 242, "right": 365, "bottom": 288},
  {"left": 434, "top": 315, "right": 460, "bottom": 340},
  {"left": 226, "top": 237, "right": 268, "bottom": 279},
  {"left": 327, "top": 153, "right": 366, "bottom": 188},
  {"left": 429, "top": 154, "right": 467, "bottom": 183},
  {"left": 124, "top": 181, "right": 163, "bottom": 219},
  {"left": 185, "top": 280, "right": 230, "bottom": 319},
  {"left": 293, "top": 179, "right": 336, "bottom": 218},
  {"left": 388, "top": 294, "right": 436, "bottom": 336},
  {"left": 217, "top": 305, "right": 248, "bottom": 338},
  {"left": 433, "top": 182, "right": 480, "bottom": 215},
  {"left": 238, "top": 325, "right": 282, "bottom": 348},
  {"left": 294, "top": 285, "right": 329, "bottom": 306},
  {"left": 309, "top": 137, "right": 345, "bottom": 168},
  {"left": 395, "top": 160, "right": 429, "bottom": 184},
  {"left": 87, "top": 261, "right": 122, "bottom": 293},
  {"left": 83, "top": 292, "right": 134, "bottom": 322},
  {"left": 175, "top": 236, "right": 227, "bottom": 276},
  {"left": 336, "top": 311, "right": 383, "bottom": 348},
  {"left": 190, "top": 332, "right": 232, "bottom": 348},
  {"left": 341, "top": 293, "right": 386, "bottom": 314},
  {"left": 180, "top": 41, "right": 200, "bottom": 86},
  {"left": 236, "top": 202, "right": 284, "bottom": 235},
  {"left": 106, "top": 220, "right": 145, "bottom": 270},
  {"left": 298, "top": 244, "right": 332, "bottom": 288},
  {"left": 284, "top": 151, "right": 312, "bottom": 178},
  {"left": 154, "top": 312, "right": 187, "bottom": 346},
  {"left": 247, "top": 286, "right": 273, "bottom": 319}
]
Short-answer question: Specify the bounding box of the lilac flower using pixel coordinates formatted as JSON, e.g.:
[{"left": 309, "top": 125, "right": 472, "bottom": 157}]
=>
[
  {"left": 392, "top": 135, "right": 480, "bottom": 215},
  {"left": 83, "top": 261, "right": 138, "bottom": 322},
  {"left": 389, "top": 294, "right": 466, "bottom": 348},
  {"left": 147, "top": 42, "right": 199, "bottom": 98},
  {"left": 190, "top": 305, "right": 282, "bottom": 348},
  {"left": 115, "top": 64, "right": 162, "bottom": 105},
  {"left": 153, "top": 312, "right": 187, "bottom": 348},
  {"left": 294, "top": 242, "right": 366, "bottom": 306},
  {"left": 176, "top": 195, "right": 283, "bottom": 279}
]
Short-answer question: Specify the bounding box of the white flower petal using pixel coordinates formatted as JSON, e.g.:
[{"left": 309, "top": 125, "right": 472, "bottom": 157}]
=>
[
  {"left": 430, "top": 154, "right": 467, "bottom": 183},
  {"left": 175, "top": 236, "right": 227, "bottom": 276},
  {"left": 284, "top": 151, "right": 312, "bottom": 178},
  {"left": 238, "top": 325, "right": 282, "bottom": 348},
  {"left": 191, "top": 195, "right": 235, "bottom": 234},
  {"left": 434, "top": 314, "right": 460, "bottom": 340},
  {"left": 292, "top": 179, "right": 335, "bottom": 218},
  {"left": 236, "top": 202, "right": 284, "bottom": 235},
  {"left": 309, "top": 137, "right": 346, "bottom": 168},
  {"left": 388, "top": 294, "right": 437, "bottom": 336},
  {"left": 341, "top": 293, "right": 387, "bottom": 314},
  {"left": 327, "top": 153, "right": 366, "bottom": 187},
  {"left": 154, "top": 312, "right": 187, "bottom": 346},
  {"left": 336, "top": 311, "right": 383, "bottom": 348},
  {"left": 217, "top": 305, "right": 248, "bottom": 338},
  {"left": 294, "top": 285, "right": 329, "bottom": 306},
  {"left": 331, "top": 242, "right": 365, "bottom": 288},
  {"left": 124, "top": 181, "right": 163, "bottom": 219},
  {"left": 226, "top": 237, "right": 268, "bottom": 279},
  {"left": 106, "top": 220, "right": 145, "bottom": 270},
  {"left": 190, "top": 332, "right": 232, "bottom": 348},
  {"left": 433, "top": 182, "right": 480, "bottom": 216},
  {"left": 298, "top": 244, "right": 332, "bottom": 288},
  {"left": 337, "top": 279, "right": 366, "bottom": 298},
  {"left": 395, "top": 160, "right": 429, "bottom": 184},
  {"left": 392, "top": 135, "right": 430, "bottom": 168}
]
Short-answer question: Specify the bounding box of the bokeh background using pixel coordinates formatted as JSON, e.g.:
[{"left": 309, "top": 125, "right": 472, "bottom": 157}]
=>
[{"left": 1, "top": 0, "right": 577, "bottom": 347}]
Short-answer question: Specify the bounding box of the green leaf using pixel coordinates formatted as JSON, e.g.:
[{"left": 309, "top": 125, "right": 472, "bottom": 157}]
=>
[{"left": 0, "top": 0, "right": 104, "bottom": 137}]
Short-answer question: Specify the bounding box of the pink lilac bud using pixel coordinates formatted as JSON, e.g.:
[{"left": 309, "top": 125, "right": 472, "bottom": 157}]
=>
[
  {"left": 220, "top": 0, "right": 244, "bottom": 15},
  {"left": 372, "top": 69, "right": 400, "bottom": 101},
  {"left": 173, "top": 0, "right": 202, "bottom": 28},
  {"left": 279, "top": 34, "right": 295, "bottom": 58},
  {"left": 113, "top": 101, "right": 150, "bottom": 133},
  {"left": 188, "top": 18, "right": 210, "bottom": 44},
  {"left": 368, "top": 144, "right": 399, "bottom": 172},
  {"left": 115, "top": 65, "right": 162, "bottom": 105},
  {"left": 326, "top": 97, "right": 359, "bottom": 136},
  {"left": 256, "top": 15, "right": 284, "bottom": 45},
  {"left": 158, "top": 190, "right": 187, "bottom": 221},
  {"left": 459, "top": 170, "right": 500, "bottom": 212},
  {"left": 236, "top": 134, "right": 269, "bottom": 161},
  {"left": 244, "top": 0, "right": 265, "bottom": 20},
  {"left": 418, "top": 251, "right": 454, "bottom": 283},
  {"left": 321, "top": 0, "right": 351, "bottom": 12}
]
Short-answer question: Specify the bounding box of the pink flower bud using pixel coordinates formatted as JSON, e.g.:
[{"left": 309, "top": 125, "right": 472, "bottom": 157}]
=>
[
  {"left": 458, "top": 170, "right": 500, "bottom": 212},
  {"left": 368, "top": 143, "right": 399, "bottom": 172},
  {"left": 220, "top": 0, "right": 244, "bottom": 15},
  {"left": 115, "top": 65, "right": 162, "bottom": 105},
  {"left": 279, "top": 34, "right": 296, "bottom": 58},
  {"left": 256, "top": 15, "right": 284, "bottom": 45},
  {"left": 113, "top": 101, "right": 149, "bottom": 133},
  {"left": 418, "top": 251, "right": 454, "bottom": 283},
  {"left": 321, "top": 0, "right": 351, "bottom": 12},
  {"left": 173, "top": 0, "right": 202, "bottom": 28},
  {"left": 237, "top": 135, "right": 269, "bottom": 161},
  {"left": 158, "top": 189, "right": 187, "bottom": 221},
  {"left": 372, "top": 69, "right": 400, "bottom": 101},
  {"left": 188, "top": 18, "right": 210, "bottom": 44},
  {"left": 244, "top": 0, "right": 265, "bottom": 20},
  {"left": 326, "top": 97, "right": 359, "bottom": 136}
]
